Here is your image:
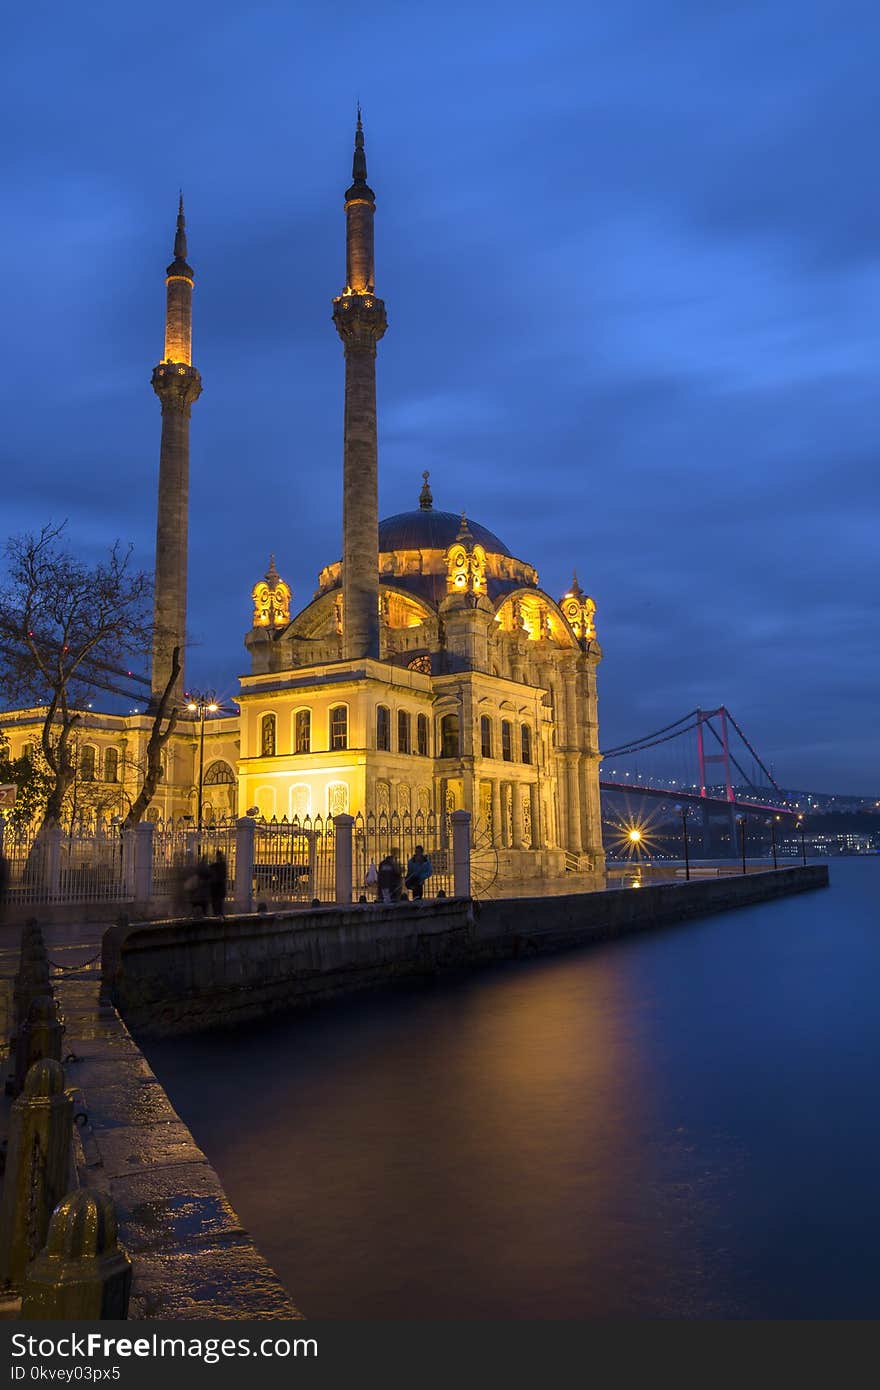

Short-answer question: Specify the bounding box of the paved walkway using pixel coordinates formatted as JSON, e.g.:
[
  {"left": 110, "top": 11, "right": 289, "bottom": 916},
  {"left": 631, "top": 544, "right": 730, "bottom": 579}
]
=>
[{"left": 0, "top": 919, "right": 302, "bottom": 1320}]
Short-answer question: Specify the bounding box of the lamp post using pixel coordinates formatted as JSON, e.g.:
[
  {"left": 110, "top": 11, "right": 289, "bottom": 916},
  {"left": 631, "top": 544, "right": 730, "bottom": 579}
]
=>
[
  {"left": 798, "top": 816, "right": 807, "bottom": 866},
  {"left": 766, "top": 816, "right": 778, "bottom": 870},
  {"left": 674, "top": 804, "right": 690, "bottom": 880},
  {"left": 736, "top": 813, "right": 747, "bottom": 875},
  {"left": 186, "top": 692, "right": 219, "bottom": 849}
]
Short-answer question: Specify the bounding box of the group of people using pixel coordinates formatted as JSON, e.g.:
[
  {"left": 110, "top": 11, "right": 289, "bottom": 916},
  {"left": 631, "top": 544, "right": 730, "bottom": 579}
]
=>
[
  {"left": 173, "top": 849, "right": 228, "bottom": 918},
  {"left": 365, "top": 845, "right": 433, "bottom": 903}
]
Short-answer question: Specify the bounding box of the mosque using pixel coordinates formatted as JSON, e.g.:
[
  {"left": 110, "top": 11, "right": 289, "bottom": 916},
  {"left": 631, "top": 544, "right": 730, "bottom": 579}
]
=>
[{"left": 2, "top": 119, "right": 605, "bottom": 886}]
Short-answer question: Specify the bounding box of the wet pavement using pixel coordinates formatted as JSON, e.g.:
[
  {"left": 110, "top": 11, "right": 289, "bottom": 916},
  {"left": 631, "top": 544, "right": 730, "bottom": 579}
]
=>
[{"left": 0, "top": 918, "right": 301, "bottom": 1320}]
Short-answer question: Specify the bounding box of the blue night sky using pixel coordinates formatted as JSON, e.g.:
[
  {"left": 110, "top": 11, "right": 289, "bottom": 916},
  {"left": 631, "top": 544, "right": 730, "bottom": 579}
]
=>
[{"left": 2, "top": 1, "right": 877, "bottom": 793}]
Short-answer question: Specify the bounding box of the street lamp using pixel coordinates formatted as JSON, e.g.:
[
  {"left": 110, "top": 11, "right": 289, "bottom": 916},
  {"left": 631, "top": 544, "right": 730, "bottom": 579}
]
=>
[
  {"left": 765, "top": 816, "right": 778, "bottom": 870},
  {"left": 186, "top": 692, "right": 219, "bottom": 847},
  {"left": 674, "top": 804, "right": 690, "bottom": 880},
  {"left": 736, "top": 813, "right": 747, "bottom": 875},
  {"left": 797, "top": 815, "right": 807, "bottom": 866}
]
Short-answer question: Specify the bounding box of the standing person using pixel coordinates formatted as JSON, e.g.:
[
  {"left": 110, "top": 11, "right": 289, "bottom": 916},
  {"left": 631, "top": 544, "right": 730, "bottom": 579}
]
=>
[
  {"left": 365, "top": 860, "right": 379, "bottom": 901},
  {"left": 208, "top": 849, "right": 227, "bottom": 917},
  {"left": 187, "top": 856, "right": 211, "bottom": 917},
  {"left": 405, "top": 845, "right": 432, "bottom": 900},
  {"left": 377, "top": 851, "right": 403, "bottom": 903}
]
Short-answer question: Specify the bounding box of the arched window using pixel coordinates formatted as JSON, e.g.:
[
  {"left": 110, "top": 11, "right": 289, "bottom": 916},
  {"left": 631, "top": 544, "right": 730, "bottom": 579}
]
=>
[
  {"left": 103, "top": 747, "right": 119, "bottom": 783},
  {"left": 291, "top": 784, "right": 311, "bottom": 820},
  {"left": 480, "top": 716, "right": 493, "bottom": 759},
  {"left": 501, "top": 720, "right": 513, "bottom": 762},
  {"left": 521, "top": 725, "right": 532, "bottom": 765},
  {"left": 294, "top": 709, "right": 311, "bottom": 754},
  {"left": 397, "top": 710, "right": 411, "bottom": 754},
  {"left": 417, "top": 713, "right": 429, "bottom": 757},
  {"left": 205, "top": 760, "right": 235, "bottom": 785},
  {"left": 261, "top": 713, "right": 276, "bottom": 758},
  {"left": 79, "top": 745, "right": 96, "bottom": 782},
  {"left": 376, "top": 705, "right": 391, "bottom": 751},
  {"left": 330, "top": 705, "right": 348, "bottom": 750},
  {"left": 439, "top": 713, "right": 460, "bottom": 759},
  {"left": 328, "top": 781, "right": 349, "bottom": 816}
]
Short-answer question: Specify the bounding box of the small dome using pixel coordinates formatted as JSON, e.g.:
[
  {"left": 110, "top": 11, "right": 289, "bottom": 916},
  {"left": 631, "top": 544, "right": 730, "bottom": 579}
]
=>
[{"left": 379, "top": 510, "right": 511, "bottom": 557}]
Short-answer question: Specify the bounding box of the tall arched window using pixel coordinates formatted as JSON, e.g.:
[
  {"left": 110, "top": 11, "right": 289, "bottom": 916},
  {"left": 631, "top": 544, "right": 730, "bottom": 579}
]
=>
[
  {"left": 376, "top": 705, "right": 391, "bottom": 751},
  {"left": 260, "top": 713, "right": 276, "bottom": 757},
  {"left": 521, "top": 724, "right": 532, "bottom": 765},
  {"left": 480, "top": 716, "right": 493, "bottom": 759},
  {"left": 328, "top": 781, "right": 349, "bottom": 816},
  {"left": 417, "top": 714, "right": 429, "bottom": 757},
  {"left": 330, "top": 705, "right": 348, "bottom": 750},
  {"left": 103, "top": 747, "right": 119, "bottom": 783},
  {"left": 294, "top": 709, "right": 311, "bottom": 754},
  {"left": 439, "top": 713, "right": 460, "bottom": 759},
  {"left": 79, "top": 745, "right": 96, "bottom": 782},
  {"left": 397, "top": 710, "right": 411, "bottom": 754},
  {"left": 501, "top": 720, "right": 513, "bottom": 762}
]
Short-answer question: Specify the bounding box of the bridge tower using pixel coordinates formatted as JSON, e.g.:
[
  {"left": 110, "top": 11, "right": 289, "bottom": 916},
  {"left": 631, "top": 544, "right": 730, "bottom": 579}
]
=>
[{"left": 696, "top": 708, "right": 738, "bottom": 855}]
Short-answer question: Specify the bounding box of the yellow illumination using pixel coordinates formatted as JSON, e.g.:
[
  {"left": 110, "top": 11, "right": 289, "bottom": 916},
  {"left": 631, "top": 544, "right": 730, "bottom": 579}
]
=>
[{"left": 628, "top": 829, "right": 642, "bottom": 843}]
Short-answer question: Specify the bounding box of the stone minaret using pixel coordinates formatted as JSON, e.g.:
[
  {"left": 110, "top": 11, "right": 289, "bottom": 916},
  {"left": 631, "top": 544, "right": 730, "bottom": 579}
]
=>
[
  {"left": 333, "top": 111, "right": 387, "bottom": 661},
  {"left": 149, "top": 195, "right": 202, "bottom": 707}
]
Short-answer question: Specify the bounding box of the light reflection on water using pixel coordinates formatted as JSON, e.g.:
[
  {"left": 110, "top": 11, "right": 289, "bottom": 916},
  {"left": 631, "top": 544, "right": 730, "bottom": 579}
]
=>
[{"left": 145, "top": 860, "right": 880, "bottom": 1318}]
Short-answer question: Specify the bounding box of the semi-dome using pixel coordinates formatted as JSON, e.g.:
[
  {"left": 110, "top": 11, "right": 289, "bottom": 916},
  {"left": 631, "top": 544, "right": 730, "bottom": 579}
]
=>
[{"left": 379, "top": 509, "right": 511, "bottom": 557}]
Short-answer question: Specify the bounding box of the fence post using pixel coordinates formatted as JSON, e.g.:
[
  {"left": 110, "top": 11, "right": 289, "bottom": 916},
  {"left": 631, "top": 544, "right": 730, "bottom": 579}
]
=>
[
  {"left": 45, "top": 825, "right": 62, "bottom": 899},
  {"left": 451, "top": 810, "right": 472, "bottom": 898},
  {"left": 0, "top": 1059, "right": 73, "bottom": 1287},
  {"left": 333, "top": 814, "right": 354, "bottom": 905},
  {"left": 234, "top": 816, "right": 256, "bottom": 914},
  {"left": 22, "top": 1190, "right": 132, "bottom": 1320},
  {"left": 132, "top": 820, "right": 154, "bottom": 904}
]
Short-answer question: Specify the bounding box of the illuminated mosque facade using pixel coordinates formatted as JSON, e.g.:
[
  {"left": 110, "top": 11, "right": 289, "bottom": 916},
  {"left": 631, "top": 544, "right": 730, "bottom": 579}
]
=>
[{"left": 3, "top": 119, "right": 605, "bottom": 885}]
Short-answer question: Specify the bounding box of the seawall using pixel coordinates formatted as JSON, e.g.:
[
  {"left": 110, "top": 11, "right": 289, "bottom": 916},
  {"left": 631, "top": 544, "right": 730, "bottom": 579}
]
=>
[{"left": 103, "top": 865, "right": 829, "bottom": 1038}]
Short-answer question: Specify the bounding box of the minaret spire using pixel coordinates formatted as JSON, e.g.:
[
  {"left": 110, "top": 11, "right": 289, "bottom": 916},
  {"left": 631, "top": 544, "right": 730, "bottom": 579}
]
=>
[
  {"left": 173, "top": 191, "right": 188, "bottom": 263},
  {"left": 333, "top": 112, "right": 387, "bottom": 661},
  {"left": 150, "top": 196, "right": 202, "bottom": 706}
]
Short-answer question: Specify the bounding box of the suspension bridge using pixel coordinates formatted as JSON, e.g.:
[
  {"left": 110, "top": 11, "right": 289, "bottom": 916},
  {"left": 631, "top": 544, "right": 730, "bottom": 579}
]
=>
[{"left": 600, "top": 707, "right": 794, "bottom": 815}]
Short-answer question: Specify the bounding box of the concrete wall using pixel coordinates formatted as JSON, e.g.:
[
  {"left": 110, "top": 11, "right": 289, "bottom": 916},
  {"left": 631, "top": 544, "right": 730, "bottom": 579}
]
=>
[{"left": 103, "top": 865, "right": 829, "bottom": 1038}]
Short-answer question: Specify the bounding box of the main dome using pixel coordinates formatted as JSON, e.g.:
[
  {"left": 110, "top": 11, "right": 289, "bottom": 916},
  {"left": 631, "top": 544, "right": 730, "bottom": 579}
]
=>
[{"left": 378, "top": 509, "right": 512, "bottom": 557}]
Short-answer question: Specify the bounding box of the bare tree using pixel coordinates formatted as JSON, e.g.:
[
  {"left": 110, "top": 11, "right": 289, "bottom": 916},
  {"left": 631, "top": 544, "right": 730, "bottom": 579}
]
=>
[
  {"left": 124, "top": 645, "right": 181, "bottom": 826},
  {"left": 0, "top": 523, "right": 152, "bottom": 832}
]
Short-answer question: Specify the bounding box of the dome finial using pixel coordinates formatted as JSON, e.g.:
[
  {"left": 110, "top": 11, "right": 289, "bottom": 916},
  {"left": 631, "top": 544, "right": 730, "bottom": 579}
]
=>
[
  {"left": 419, "top": 470, "right": 433, "bottom": 510},
  {"left": 266, "top": 553, "right": 279, "bottom": 584}
]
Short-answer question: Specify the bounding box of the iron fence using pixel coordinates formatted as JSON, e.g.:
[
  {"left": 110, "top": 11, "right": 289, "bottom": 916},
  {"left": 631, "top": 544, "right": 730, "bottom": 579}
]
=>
[{"left": 353, "top": 809, "right": 453, "bottom": 899}]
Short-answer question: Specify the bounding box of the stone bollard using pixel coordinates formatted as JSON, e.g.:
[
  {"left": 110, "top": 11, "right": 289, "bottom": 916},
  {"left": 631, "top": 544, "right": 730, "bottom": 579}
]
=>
[
  {"left": 451, "top": 810, "right": 472, "bottom": 898},
  {"left": 234, "top": 817, "right": 256, "bottom": 914},
  {"left": 22, "top": 1190, "right": 132, "bottom": 1320},
  {"left": 15, "top": 996, "right": 63, "bottom": 1096},
  {"left": 12, "top": 949, "right": 51, "bottom": 1045},
  {"left": 0, "top": 1059, "right": 73, "bottom": 1288}
]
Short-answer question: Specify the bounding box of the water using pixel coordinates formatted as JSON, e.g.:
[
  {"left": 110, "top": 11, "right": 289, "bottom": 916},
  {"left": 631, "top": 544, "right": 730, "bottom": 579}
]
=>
[{"left": 145, "top": 860, "right": 880, "bottom": 1318}]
